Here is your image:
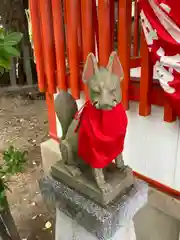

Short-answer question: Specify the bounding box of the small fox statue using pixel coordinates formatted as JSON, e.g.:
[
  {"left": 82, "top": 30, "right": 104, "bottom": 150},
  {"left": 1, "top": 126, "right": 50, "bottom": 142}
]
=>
[{"left": 55, "top": 51, "right": 128, "bottom": 193}]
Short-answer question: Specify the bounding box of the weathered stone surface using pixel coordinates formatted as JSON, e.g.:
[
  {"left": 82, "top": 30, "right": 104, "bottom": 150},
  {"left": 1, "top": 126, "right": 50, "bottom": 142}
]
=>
[
  {"left": 55, "top": 209, "right": 137, "bottom": 240},
  {"left": 41, "top": 139, "right": 61, "bottom": 175},
  {"left": 51, "top": 162, "right": 134, "bottom": 206},
  {"left": 148, "top": 187, "right": 180, "bottom": 221},
  {"left": 39, "top": 176, "right": 148, "bottom": 239}
]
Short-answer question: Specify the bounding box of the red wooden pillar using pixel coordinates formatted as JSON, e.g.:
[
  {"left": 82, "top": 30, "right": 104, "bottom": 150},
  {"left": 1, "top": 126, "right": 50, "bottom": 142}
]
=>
[
  {"left": 133, "top": 0, "right": 140, "bottom": 57},
  {"left": 30, "top": 0, "right": 57, "bottom": 139},
  {"left": 118, "top": 0, "right": 132, "bottom": 110},
  {"left": 63, "top": 0, "right": 69, "bottom": 60},
  {"left": 65, "top": 0, "right": 80, "bottom": 99},
  {"left": 81, "top": 0, "right": 95, "bottom": 60},
  {"left": 98, "top": 0, "right": 111, "bottom": 66},
  {"left": 93, "top": 0, "right": 99, "bottom": 57},
  {"left": 39, "top": 0, "right": 57, "bottom": 139},
  {"left": 46, "top": 93, "right": 58, "bottom": 141},
  {"left": 77, "top": 1, "right": 83, "bottom": 64},
  {"left": 164, "top": 101, "right": 176, "bottom": 122},
  {"left": 51, "top": 0, "right": 67, "bottom": 91},
  {"left": 39, "top": 0, "right": 56, "bottom": 94},
  {"left": 81, "top": 0, "right": 95, "bottom": 98},
  {"left": 29, "top": 0, "right": 46, "bottom": 92},
  {"left": 110, "top": 0, "right": 115, "bottom": 50},
  {"left": 139, "top": 31, "right": 152, "bottom": 116}
]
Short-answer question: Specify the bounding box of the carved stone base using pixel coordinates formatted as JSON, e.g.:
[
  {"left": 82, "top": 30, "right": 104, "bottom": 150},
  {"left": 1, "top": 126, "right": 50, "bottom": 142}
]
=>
[{"left": 51, "top": 161, "right": 134, "bottom": 206}]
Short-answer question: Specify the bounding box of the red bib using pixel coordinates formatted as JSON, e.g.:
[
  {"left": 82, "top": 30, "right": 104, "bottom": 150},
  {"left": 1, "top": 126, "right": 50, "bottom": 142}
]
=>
[{"left": 77, "top": 102, "right": 128, "bottom": 168}]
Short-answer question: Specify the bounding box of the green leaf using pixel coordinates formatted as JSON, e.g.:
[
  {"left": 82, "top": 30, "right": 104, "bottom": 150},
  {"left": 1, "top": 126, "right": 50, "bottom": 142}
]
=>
[
  {"left": 4, "top": 45, "right": 20, "bottom": 57},
  {"left": 4, "top": 32, "right": 23, "bottom": 46},
  {"left": 0, "top": 39, "right": 5, "bottom": 46},
  {"left": 0, "top": 67, "right": 5, "bottom": 75},
  {"left": 2, "top": 146, "right": 27, "bottom": 177},
  {"left": 0, "top": 28, "right": 5, "bottom": 40},
  {"left": 0, "top": 189, "right": 7, "bottom": 210},
  {"left": 0, "top": 190, "right": 5, "bottom": 201},
  {"left": 0, "top": 56, "right": 10, "bottom": 69},
  {"left": 0, "top": 28, "right": 4, "bottom": 33},
  {"left": 0, "top": 48, "right": 10, "bottom": 58}
]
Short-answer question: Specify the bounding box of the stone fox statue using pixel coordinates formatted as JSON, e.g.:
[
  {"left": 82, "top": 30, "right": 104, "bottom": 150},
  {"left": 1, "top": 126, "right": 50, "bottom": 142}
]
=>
[{"left": 55, "top": 51, "right": 128, "bottom": 192}]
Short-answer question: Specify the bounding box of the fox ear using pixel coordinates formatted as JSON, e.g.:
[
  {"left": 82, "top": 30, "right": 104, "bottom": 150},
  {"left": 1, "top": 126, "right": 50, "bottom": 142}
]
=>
[
  {"left": 82, "top": 53, "right": 99, "bottom": 84},
  {"left": 107, "top": 51, "right": 124, "bottom": 81}
]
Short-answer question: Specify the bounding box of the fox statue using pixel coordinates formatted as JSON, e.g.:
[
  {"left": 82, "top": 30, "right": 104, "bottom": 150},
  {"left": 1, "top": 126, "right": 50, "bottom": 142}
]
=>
[{"left": 55, "top": 51, "right": 128, "bottom": 193}]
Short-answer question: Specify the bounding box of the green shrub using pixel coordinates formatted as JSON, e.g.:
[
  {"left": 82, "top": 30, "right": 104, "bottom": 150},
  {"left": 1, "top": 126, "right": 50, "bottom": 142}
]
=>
[
  {"left": 0, "top": 146, "right": 27, "bottom": 210},
  {"left": 0, "top": 28, "right": 23, "bottom": 74}
]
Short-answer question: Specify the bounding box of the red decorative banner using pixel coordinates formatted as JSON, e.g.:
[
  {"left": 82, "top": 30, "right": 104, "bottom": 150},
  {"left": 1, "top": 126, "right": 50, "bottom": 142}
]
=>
[{"left": 139, "top": 0, "right": 180, "bottom": 116}]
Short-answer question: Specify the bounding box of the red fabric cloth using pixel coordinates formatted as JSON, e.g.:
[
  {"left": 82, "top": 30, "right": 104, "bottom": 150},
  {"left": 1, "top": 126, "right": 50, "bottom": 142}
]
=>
[
  {"left": 139, "top": 0, "right": 180, "bottom": 116},
  {"left": 76, "top": 102, "right": 128, "bottom": 168}
]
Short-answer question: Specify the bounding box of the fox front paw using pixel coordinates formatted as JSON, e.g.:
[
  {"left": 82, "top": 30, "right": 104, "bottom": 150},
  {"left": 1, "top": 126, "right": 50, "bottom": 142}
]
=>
[{"left": 101, "top": 182, "right": 112, "bottom": 194}]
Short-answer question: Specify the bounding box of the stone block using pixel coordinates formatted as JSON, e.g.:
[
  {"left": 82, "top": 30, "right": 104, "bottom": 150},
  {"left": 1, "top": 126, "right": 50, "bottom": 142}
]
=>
[
  {"left": 40, "top": 139, "right": 61, "bottom": 175},
  {"left": 51, "top": 161, "right": 134, "bottom": 206}
]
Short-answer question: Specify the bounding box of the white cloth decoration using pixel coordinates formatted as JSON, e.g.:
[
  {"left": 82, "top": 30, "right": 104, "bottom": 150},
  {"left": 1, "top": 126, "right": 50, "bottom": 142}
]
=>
[
  {"left": 160, "top": 3, "right": 171, "bottom": 13},
  {"left": 148, "top": 0, "right": 180, "bottom": 43},
  {"left": 140, "top": 10, "right": 158, "bottom": 46}
]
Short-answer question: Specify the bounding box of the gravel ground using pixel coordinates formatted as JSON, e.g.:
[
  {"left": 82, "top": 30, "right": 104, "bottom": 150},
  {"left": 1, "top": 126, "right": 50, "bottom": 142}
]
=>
[{"left": 0, "top": 92, "right": 55, "bottom": 240}]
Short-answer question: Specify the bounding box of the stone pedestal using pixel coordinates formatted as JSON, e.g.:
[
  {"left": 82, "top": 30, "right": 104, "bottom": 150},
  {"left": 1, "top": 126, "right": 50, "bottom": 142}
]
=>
[
  {"left": 55, "top": 210, "right": 136, "bottom": 240},
  {"left": 52, "top": 161, "right": 134, "bottom": 206},
  {"left": 39, "top": 176, "right": 148, "bottom": 240}
]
